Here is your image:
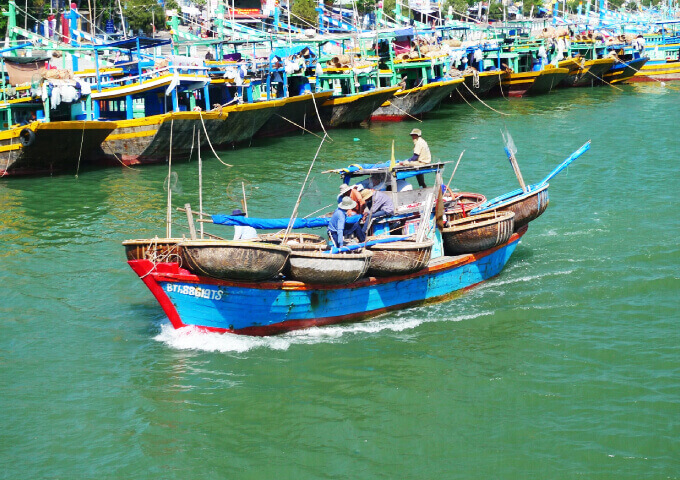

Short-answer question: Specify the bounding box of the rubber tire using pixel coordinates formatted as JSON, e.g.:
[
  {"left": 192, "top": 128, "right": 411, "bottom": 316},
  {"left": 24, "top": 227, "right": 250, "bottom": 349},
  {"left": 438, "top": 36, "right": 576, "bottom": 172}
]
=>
[{"left": 19, "top": 128, "right": 35, "bottom": 147}]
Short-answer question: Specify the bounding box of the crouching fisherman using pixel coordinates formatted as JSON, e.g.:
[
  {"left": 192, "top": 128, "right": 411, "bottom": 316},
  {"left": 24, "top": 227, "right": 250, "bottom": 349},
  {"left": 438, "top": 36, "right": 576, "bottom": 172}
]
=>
[
  {"left": 360, "top": 188, "right": 394, "bottom": 234},
  {"left": 328, "top": 197, "right": 366, "bottom": 248}
]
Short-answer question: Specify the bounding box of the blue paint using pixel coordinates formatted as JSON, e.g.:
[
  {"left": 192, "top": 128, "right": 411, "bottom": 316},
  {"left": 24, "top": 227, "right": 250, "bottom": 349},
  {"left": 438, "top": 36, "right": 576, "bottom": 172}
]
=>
[{"left": 158, "top": 237, "right": 520, "bottom": 331}]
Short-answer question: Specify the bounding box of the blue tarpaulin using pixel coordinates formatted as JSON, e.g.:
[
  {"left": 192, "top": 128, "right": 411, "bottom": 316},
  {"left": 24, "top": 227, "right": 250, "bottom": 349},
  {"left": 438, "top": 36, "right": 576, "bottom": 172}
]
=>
[
  {"left": 269, "top": 45, "right": 315, "bottom": 61},
  {"left": 395, "top": 168, "right": 438, "bottom": 180},
  {"left": 212, "top": 214, "right": 361, "bottom": 229}
]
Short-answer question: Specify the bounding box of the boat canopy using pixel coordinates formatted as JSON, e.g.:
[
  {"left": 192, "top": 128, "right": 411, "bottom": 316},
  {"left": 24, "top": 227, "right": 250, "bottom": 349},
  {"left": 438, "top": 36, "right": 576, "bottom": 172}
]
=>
[
  {"left": 211, "top": 214, "right": 361, "bottom": 229},
  {"left": 94, "top": 37, "right": 171, "bottom": 51},
  {"left": 324, "top": 161, "right": 446, "bottom": 180}
]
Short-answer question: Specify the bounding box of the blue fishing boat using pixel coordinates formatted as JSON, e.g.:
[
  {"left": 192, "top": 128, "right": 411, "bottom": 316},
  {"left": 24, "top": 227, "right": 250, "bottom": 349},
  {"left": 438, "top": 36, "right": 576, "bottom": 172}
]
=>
[{"left": 124, "top": 141, "right": 591, "bottom": 336}]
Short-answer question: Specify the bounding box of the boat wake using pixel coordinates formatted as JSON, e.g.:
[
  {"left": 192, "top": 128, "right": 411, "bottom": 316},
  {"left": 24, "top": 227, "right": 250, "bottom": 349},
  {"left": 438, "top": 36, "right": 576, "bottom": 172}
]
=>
[{"left": 154, "top": 311, "right": 488, "bottom": 353}]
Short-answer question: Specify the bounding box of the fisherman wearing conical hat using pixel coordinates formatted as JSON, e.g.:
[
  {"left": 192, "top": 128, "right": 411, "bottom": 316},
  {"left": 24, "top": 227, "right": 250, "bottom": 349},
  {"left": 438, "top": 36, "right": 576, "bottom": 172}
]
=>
[
  {"left": 406, "top": 128, "right": 431, "bottom": 188},
  {"left": 328, "top": 196, "right": 366, "bottom": 249}
]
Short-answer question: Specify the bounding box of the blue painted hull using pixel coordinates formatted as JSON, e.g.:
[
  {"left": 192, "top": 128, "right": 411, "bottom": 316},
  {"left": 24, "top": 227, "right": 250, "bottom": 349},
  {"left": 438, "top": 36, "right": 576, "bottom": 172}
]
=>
[{"left": 128, "top": 228, "right": 526, "bottom": 335}]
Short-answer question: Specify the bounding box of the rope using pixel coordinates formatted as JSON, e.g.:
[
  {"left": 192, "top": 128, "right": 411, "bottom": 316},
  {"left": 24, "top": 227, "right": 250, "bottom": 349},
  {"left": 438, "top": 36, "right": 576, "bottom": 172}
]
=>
[
  {"left": 188, "top": 125, "right": 195, "bottom": 162},
  {"left": 387, "top": 102, "right": 424, "bottom": 122},
  {"left": 104, "top": 143, "right": 136, "bottom": 170},
  {"left": 457, "top": 88, "right": 480, "bottom": 111},
  {"left": 309, "top": 89, "right": 331, "bottom": 139},
  {"left": 586, "top": 68, "right": 623, "bottom": 91},
  {"left": 75, "top": 123, "right": 85, "bottom": 178},
  {"left": 198, "top": 111, "right": 233, "bottom": 167},
  {"left": 275, "top": 113, "right": 327, "bottom": 140},
  {"left": 461, "top": 81, "right": 511, "bottom": 116}
]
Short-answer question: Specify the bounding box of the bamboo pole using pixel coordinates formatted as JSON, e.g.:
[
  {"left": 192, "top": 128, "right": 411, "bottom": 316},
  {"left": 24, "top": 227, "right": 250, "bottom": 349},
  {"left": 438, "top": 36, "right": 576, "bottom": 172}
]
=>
[
  {"left": 241, "top": 181, "right": 248, "bottom": 216},
  {"left": 198, "top": 130, "right": 204, "bottom": 239},
  {"left": 185, "top": 204, "right": 198, "bottom": 240},
  {"left": 445, "top": 150, "right": 465, "bottom": 193},
  {"left": 165, "top": 119, "right": 174, "bottom": 238},
  {"left": 283, "top": 134, "right": 328, "bottom": 242}
]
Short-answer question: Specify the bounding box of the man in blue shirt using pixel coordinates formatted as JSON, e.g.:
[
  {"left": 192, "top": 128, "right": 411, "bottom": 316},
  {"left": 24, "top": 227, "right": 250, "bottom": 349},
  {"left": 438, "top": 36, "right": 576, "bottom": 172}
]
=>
[{"left": 328, "top": 196, "right": 365, "bottom": 248}]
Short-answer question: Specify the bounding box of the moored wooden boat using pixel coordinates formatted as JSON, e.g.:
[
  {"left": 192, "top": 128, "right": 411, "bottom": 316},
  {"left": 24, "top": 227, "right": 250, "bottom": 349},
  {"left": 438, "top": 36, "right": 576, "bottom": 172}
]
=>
[
  {"left": 317, "top": 86, "right": 400, "bottom": 127},
  {"left": 441, "top": 211, "right": 515, "bottom": 255},
  {"left": 287, "top": 250, "right": 373, "bottom": 284},
  {"left": 0, "top": 120, "right": 116, "bottom": 176},
  {"left": 367, "top": 238, "right": 433, "bottom": 277},
  {"left": 603, "top": 56, "right": 649, "bottom": 84},
  {"left": 501, "top": 66, "right": 569, "bottom": 97},
  {"left": 180, "top": 240, "right": 291, "bottom": 281}
]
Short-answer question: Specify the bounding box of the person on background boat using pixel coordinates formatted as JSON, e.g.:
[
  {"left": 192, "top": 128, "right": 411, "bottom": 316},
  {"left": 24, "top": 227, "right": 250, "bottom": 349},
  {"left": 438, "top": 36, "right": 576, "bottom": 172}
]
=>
[
  {"left": 357, "top": 172, "right": 388, "bottom": 191},
  {"left": 360, "top": 189, "right": 394, "bottom": 234},
  {"left": 405, "top": 128, "right": 431, "bottom": 188},
  {"left": 231, "top": 209, "right": 258, "bottom": 241},
  {"left": 338, "top": 184, "right": 366, "bottom": 217},
  {"left": 328, "top": 197, "right": 365, "bottom": 248}
]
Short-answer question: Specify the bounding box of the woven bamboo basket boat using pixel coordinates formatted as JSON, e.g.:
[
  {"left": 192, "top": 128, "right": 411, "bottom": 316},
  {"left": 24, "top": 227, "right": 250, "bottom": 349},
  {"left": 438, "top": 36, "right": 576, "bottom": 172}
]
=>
[
  {"left": 441, "top": 211, "right": 515, "bottom": 255},
  {"left": 287, "top": 250, "right": 373, "bottom": 284},
  {"left": 444, "top": 192, "right": 487, "bottom": 221},
  {"left": 496, "top": 185, "right": 549, "bottom": 230},
  {"left": 367, "top": 238, "right": 434, "bottom": 277},
  {"left": 258, "top": 232, "right": 328, "bottom": 251},
  {"left": 180, "top": 240, "right": 291, "bottom": 281},
  {"left": 122, "top": 238, "right": 184, "bottom": 263}
]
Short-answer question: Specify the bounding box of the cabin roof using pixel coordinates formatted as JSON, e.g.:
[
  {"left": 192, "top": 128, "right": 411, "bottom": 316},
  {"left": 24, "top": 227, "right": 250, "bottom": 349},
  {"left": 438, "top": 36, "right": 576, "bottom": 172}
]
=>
[{"left": 95, "top": 37, "right": 171, "bottom": 51}]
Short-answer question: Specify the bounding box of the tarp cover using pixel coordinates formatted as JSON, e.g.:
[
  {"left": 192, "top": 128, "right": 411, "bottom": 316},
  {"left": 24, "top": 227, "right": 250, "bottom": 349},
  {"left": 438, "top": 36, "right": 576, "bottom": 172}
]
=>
[
  {"left": 269, "top": 45, "right": 315, "bottom": 61},
  {"left": 212, "top": 214, "right": 361, "bottom": 229}
]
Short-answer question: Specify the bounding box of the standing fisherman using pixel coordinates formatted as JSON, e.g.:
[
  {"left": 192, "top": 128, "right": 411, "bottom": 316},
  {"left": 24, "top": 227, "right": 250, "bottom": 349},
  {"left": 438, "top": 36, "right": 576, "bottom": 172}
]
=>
[{"left": 406, "top": 128, "right": 431, "bottom": 187}]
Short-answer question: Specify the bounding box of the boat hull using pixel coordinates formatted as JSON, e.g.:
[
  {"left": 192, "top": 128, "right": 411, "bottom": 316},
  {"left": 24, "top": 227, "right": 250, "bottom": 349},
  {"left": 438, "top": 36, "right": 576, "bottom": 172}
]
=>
[
  {"left": 371, "top": 78, "right": 463, "bottom": 121},
  {"left": 456, "top": 71, "right": 503, "bottom": 100},
  {"left": 0, "top": 121, "right": 115, "bottom": 177},
  {"left": 102, "top": 111, "right": 225, "bottom": 166},
  {"left": 501, "top": 68, "right": 569, "bottom": 97},
  {"left": 630, "top": 60, "right": 680, "bottom": 82},
  {"left": 603, "top": 57, "right": 649, "bottom": 84},
  {"left": 126, "top": 227, "right": 526, "bottom": 335},
  {"left": 317, "top": 87, "right": 400, "bottom": 127},
  {"left": 254, "top": 91, "right": 333, "bottom": 137},
  {"left": 562, "top": 58, "right": 616, "bottom": 87}
]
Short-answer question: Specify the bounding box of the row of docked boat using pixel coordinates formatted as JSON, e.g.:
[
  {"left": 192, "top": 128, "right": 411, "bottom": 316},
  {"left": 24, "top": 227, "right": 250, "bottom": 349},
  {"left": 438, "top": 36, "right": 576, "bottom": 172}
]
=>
[
  {"left": 122, "top": 140, "right": 590, "bottom": 335},
  {"left": 1, "top": 4, "right": 678, "bottom": 177}
]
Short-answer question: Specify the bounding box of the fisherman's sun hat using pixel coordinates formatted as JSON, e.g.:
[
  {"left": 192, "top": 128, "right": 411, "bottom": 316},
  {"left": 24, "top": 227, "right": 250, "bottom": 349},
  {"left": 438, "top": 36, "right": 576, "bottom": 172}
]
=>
[
  {"left": 338, "top": 196, "right": 357, "bottom": 210},
  {"left": 410, "top": 128, "right": 422, "bottom": 137},
  {"left": 361, "top": 189, "right": 375, "bottom": 201},
  {"left": 339, "top": 184, "right": 351, "bottom": 195},
  {"left": 231, "top": 209, "right": 246, "bottom": 216}
]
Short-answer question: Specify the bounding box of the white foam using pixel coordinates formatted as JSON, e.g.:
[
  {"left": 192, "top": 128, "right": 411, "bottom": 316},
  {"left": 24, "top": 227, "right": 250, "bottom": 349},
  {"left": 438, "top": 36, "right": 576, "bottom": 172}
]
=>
[{"left": 154, "top": 311, "right": 490, "bottom": 353}]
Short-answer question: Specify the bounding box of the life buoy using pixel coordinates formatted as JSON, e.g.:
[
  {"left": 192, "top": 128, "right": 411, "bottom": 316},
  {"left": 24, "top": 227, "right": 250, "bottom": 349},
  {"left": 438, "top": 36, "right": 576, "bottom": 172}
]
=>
[{"left": 19, "top": 128, "right": 35, "bottom": 147}]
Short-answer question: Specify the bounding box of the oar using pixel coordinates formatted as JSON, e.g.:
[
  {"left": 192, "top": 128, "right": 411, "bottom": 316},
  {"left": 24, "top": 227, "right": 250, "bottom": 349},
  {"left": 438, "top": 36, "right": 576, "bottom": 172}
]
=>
[
  {"left": 501, "top": 128, "right": 528, "bottom": 193},
  {"left": 538, "top": 140, "right": 591, "bottom": 187}
]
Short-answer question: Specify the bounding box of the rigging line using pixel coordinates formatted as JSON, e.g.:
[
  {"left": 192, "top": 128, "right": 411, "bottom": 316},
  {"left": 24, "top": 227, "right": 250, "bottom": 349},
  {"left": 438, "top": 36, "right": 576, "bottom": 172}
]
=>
[
  {"left": 585, "top": 68, "right": 623, "bottom": 91},
  {"left": 461, "top": 81, "right": 512, "bottom": 116},
  {"left": 198, "top": 111, "right": 233, "bottom": 167},
  {"left": 386, "top": 102, "right": 423, "bottom": 122},
  {"left": 75, "top": 122, "right": 85, "bottom": 178},
  {"left": 104, "top": 142, "right": 136, "bottom": 170},
  {"left": 274, "top": 113, "right": 327, "bottom": 140},
  {"left": 456, "top": 88, "right": 480, "bottom": 111},
  {"left": 310, "top": 89, "right": 331, "bottom": 140}
]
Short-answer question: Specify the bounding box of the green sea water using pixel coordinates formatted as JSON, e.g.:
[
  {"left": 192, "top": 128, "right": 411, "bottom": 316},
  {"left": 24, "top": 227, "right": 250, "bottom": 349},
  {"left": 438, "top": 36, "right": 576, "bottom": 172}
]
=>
[{"left": 1, "top": 83, "right": 678, "bottom": 479}]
